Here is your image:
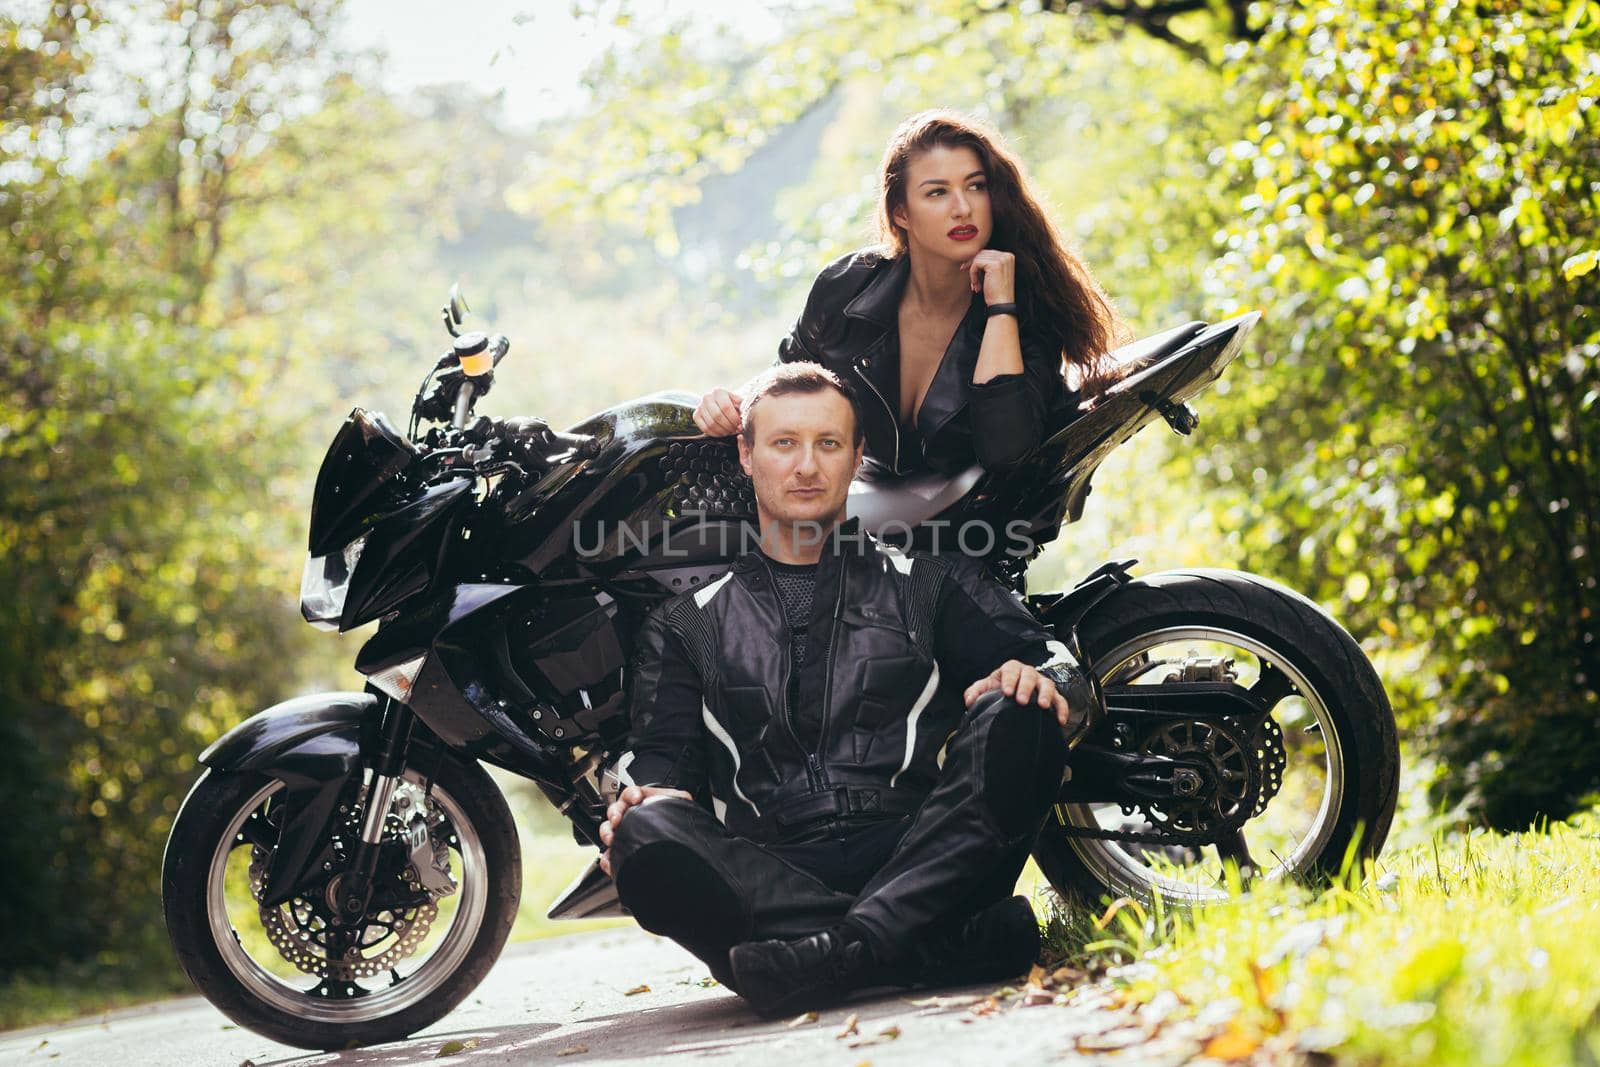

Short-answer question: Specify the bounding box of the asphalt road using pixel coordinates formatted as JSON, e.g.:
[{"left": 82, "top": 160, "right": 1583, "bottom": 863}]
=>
[{"left": 0, "top": 927, "right": 1223, "bottom": 1067}]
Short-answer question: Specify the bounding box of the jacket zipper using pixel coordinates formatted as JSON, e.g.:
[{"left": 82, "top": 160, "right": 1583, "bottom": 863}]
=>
[
  {"left": 812, "top": 553, "right": 849, "bottom": 785},
  {"left": 851, "top": 351, "right": 902, "bottom": 474},
  {"left": 754, "top": 556, "right": 808, "bottom": 762}
]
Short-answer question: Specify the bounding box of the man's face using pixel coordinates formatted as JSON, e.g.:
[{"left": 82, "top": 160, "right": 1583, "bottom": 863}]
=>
[{"left": 737, "top": 388, "right": 863, "bottom": 536}]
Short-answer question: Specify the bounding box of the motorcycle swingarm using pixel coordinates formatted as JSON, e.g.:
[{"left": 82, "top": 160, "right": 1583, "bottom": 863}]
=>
[
  {"left": 1101, "top": 680, "right": 1271, "bottom": 729},
  {"left": 1056, "top": 681, "right": 1273, "bottom": 807},
  {"left": 1057, "top": 745, "right": 1216, "bottom": 806}
]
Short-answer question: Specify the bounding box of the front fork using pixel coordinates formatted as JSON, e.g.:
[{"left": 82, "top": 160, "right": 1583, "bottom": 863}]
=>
[{"left": 335, "top": 698, "right": 416, "bottom": 923}]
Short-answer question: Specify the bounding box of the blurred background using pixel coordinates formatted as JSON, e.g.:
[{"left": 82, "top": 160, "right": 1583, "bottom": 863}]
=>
[{"left": 2, "top": 0, "right": 1595, "bottom": 1027}]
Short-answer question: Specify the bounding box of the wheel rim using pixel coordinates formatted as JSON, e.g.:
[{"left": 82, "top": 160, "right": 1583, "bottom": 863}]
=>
[
  {"left": 1056, "top": 625, "right": 1347, "bottom": 903},
  {"left": 205, "top": 771, "right": 489, "bottom": 1023}
]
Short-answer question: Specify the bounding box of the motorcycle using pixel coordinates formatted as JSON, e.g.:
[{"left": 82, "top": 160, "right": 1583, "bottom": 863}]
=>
[{"left": 161, "top": 286, "right": 1400, "bottom": 1049}]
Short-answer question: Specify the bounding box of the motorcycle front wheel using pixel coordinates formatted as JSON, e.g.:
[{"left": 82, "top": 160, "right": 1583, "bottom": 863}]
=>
[
  {"left": 1033, "top": 568, "right": 1400, "bottom": 907},
  {"left": 161, "top": 756, "right": 520, "bottom": 1050}
]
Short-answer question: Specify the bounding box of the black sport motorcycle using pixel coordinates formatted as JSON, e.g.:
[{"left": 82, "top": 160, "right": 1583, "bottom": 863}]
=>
[{"left": 161, "top": 287, "right": 1399, "bottom": 1049}]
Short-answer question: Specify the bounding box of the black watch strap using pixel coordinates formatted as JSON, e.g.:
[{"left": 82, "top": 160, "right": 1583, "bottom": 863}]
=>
[{"left": 985, "top": 302, "right": 1019, "bottom": 318}]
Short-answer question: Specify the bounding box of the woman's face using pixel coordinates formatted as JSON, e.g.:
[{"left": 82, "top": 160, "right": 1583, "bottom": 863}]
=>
[{"left": 892, "top": 144, "right": 993, "bottom": 265}]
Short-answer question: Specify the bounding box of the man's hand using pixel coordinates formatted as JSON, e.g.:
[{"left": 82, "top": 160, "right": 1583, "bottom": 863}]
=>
[
  {"left": 597, "top": 784, "right": 694, "bottom": 876},
  {"left": 963, "top": 659, "right": 1072, "bottom": 726},
  {"left": 693, "top": 387, "right": 743, "bottom": 437}
]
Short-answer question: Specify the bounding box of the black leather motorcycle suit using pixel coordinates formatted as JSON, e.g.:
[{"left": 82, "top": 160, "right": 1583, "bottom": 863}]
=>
[
  {"left": 777, "top": 248, "right": 1078, "bottom": 475},
  {"left": 608, "top": 520, "right": 1090, "bottom": 979}
]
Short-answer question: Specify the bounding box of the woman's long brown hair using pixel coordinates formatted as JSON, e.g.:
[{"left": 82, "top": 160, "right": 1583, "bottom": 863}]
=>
[{"left": 876, "top": 110, "right": 1127, "bottom": 394}]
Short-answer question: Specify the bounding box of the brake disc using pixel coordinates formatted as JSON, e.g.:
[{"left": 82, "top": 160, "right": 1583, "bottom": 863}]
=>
[{"left": 246, "top": 781, "right": 447, "bottom": 982}]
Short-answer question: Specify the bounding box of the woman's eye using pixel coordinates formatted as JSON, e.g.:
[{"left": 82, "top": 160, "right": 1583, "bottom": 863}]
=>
[{"left": 970, "top": 181, "right": 987, "bottom": 191}]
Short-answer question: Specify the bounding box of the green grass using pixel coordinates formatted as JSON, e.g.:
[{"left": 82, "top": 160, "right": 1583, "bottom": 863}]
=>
[
  {"left": 0, "top": 963, "right": 189, "bottom": 1033},
  {"left": 1043, "top": 810, "right": 1600, "bottom": 1066}
]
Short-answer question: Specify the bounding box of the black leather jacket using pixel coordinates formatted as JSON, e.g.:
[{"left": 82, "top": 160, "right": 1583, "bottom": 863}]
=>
[
  {"left": 778, "top": 249, "right": 1076, "bottom": 475},
  {"left": 616, "top": 521, "right": 1084, "bottom": 841}
]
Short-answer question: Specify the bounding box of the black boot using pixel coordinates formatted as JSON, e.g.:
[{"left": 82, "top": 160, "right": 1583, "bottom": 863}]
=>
[
  {"left": 906, "top": 895, "right": 1040, "bottom": 988},
  {"left": 729, "top": 926, "right": 878, "bottom": 1018}
]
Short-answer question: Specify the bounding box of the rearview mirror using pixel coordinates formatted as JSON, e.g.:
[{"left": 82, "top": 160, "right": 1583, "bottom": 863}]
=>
[{"left": 442, "top": 283, "right": 470, "bottom": 337}]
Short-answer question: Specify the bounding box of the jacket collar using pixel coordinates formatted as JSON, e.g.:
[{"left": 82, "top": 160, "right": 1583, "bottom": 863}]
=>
[
  {"left": 842, "top": 255, "right": 909, "bottom": 326},
  {"left": 731, "top": 517, "right": 873, "bottom": 575}
]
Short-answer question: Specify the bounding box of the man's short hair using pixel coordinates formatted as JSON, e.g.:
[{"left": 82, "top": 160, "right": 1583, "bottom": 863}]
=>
[{"left": 740, "top": 362, "right": 866, "bottom": 448}]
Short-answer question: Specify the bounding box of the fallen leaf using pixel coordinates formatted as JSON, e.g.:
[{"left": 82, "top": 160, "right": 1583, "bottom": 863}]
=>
[
  {"left": 1075, "top": 1027, "right": 1148, "bottom": 1051},
  {"left": 836, "top": 1013, "right": 860, "bottom": 1038},
  {"left": 624, "top": 984, "right": 651, "bottom": 996},
  {"left": 1249, "top": 960, "right": 1275, "bottom": 1004},
  {"left": 1248, "top": 961, "right": 1289, "bottom": 1030},
  {"left": 434, "top": 1038, "right": 479, "bottom": 1057},
  {"left": 970, "top": 996, "right": 1001, "bottom": 1016},
  {"left": 1093, "top": 896, "right": 1138, "bottom": 930},
  {"left": 1051, "top": 966, "right": 1086, "bottom": 986},
  {"left": 1021, "top": 986, "right": 1054, "bottom": 1007},
  {"left": 1204, "top": 1027, "right": 1261, "bottom": 1061},
  {"left": 906, "top": 993, "right": 981, "bottom": 1009},
  {"left": 787, "top": 1010, "right": 818, "bottom": 1028},
  {"left": 555, "top": 1046, "right": 588, "bottom": 1057},
  {"left": 1027, "top": 964, "right": 1049, "bottom": 987},
  {"left": 846, "top": 1026, "right": 902, "bottom": 1050}
]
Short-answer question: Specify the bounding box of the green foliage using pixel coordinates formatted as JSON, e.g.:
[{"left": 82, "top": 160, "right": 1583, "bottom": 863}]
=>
[
  {"left": 1193, "top": 0, "right": 1600, "bottom": 826},
  {"left": 0, "top": 0, "right": 343, "bottom": 979}
]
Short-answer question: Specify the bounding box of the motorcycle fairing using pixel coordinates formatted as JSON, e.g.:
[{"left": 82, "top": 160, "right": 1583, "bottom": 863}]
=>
[
  {"left": 372, "top": 583, "right": 601, "bottom": 796},
  {"left": 339, "top": 475, "right": 474, "bottom": 630},
  {"left": 307, "top": 409, "right": 420, "bottom": 557},
  {"left": 954, "top": 312, "right": 1261, "bottom": 553},
  {"left": 199, "top": 691, "right": 378, "bottom": 907}
]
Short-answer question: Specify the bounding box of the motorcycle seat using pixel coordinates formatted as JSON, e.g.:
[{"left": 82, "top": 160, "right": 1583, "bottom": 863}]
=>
[
  {"left": 1104, "top": 320, "right": 1208, "bottom": 375},
  {"left": 848, "top": 464, "right": 983, "bottom": 535}
]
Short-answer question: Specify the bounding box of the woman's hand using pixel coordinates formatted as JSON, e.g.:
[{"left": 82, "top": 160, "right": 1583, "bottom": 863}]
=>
[
  {"left": 693, "top": 387, "right": 743, "bottom": 437},
  {"left": 963, "top": 249, "right": 1016, "bottom": 306}
]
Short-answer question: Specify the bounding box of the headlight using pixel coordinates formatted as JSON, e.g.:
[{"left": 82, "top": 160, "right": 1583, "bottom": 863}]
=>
[{"left": 300, "top": 533, "right": 368, "bottom": 631}]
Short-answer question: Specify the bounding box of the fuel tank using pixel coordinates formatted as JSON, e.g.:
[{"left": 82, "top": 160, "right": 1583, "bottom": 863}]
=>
[{"left": 497, "top": 392, "right": 757, "bottom": 591}]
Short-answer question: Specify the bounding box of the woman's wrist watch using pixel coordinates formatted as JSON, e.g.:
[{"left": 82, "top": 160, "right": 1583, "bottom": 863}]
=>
[{"left": 985, "top": 301, "right": 1019, "bottom": 319}]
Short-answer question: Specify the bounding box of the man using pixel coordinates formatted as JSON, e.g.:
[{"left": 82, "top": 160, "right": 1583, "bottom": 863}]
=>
[{"left": 597, "top": 362, "right": 1098, "bottom": 1018}]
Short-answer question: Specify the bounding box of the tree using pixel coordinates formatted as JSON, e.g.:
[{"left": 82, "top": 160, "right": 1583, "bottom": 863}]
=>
[
  {"left": 1193, "top": 0, "right": 1600, "bottom": 826},
  {"left": 0, "top": 0, "right": 345, "bottom": 977}
]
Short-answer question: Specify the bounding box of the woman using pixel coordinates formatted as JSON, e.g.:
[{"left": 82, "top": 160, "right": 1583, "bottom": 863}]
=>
[{"left": 695, "top": 109, "right": 1123, "bottom": 476}]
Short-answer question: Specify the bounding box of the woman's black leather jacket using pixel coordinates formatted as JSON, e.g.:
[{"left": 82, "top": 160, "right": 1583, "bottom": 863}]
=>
[{"left": 777, "top": 249, "right": 1075, "bottom": 475}]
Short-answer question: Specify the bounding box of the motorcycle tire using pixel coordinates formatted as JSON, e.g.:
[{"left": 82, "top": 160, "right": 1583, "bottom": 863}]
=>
[
  {"left": 1033, "top": 568, "right": 1400, "bottom": 907},
  {"left": 161, "top": 756, "right": 520, "bottom": 1050}
]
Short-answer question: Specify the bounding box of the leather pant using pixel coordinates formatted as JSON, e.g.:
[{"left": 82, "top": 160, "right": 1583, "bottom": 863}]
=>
[{"left": 607, "top": 692, "right": 1069, "bottom": 985}]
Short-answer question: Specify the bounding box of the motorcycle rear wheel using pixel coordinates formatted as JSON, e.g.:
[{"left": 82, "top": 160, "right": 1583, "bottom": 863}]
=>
[
  {"left": 161, "top": 756, "right": 520, "bottom": 1050},
  {"left": 1033, "top": 568, "right": 1399, "bottom": 907}
]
